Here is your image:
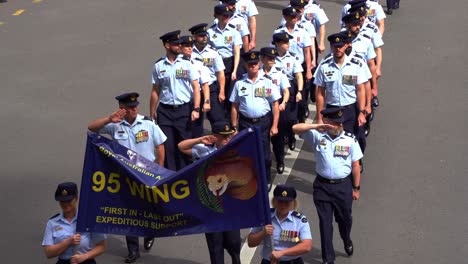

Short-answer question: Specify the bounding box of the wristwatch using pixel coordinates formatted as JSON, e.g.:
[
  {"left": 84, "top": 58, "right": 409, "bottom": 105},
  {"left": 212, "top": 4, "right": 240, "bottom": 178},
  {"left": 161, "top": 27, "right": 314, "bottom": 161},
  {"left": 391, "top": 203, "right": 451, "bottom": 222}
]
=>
[
  {"left": 353, "top": 185, "right": 360, "bottom": 191},
  {"left": 360, "top": 109, "right": 367, "bottom": 115},
  {"left": 204, "top": 99, "right": 210, "bottom": 104},
  {"left": 193, "top": 107, "right": 201, "bottom": 112}
]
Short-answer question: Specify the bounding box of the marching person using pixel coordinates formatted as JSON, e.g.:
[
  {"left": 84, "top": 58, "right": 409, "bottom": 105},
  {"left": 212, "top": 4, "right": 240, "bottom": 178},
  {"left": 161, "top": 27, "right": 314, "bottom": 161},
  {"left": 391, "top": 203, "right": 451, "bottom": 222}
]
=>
[
  {"left": 341, "top": 0, "right": 386, "bottom": 35},
  {"left": 293, "top": 107, "right": 362, "bottom": 264},
  {"left": 178, "top": 120, "right": 241, "bottom": 264},
  {"left": 150, "top": 30, "right": 201, "bottom": 171},
  {"left": 235, "top": 0, "right": 259, "bottom": 50},
  {"left": 88, "top": 92, "right": 167, "bottom": 263},
  {"left": 248, "top": 184, "right": 312, "bottom": 264},
  {"left": 42, "top": 182, "right": 107, "bottom": 264},
  {"left": 230, "top": 50, "right": 281, "bottom": 184}
]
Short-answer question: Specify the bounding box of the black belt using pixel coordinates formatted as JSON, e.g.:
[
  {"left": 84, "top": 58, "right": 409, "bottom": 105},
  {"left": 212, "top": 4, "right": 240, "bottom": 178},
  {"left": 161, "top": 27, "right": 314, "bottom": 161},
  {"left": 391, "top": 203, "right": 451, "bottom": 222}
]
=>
[
  {"left": 240, "top": 113, "right": 268, "bottom": 123},
  {"left": 57, "top": 259, "right": 96, "bottom": 264},
  {"left": 159, "top": 102, "right": 189, "bottom": 109},
  {"left": 261, "top": 257, "right": 303, "bottom": 264},
  {"left": 316, "top": 173, "right": 350, "bottom": 184},
  {"left": 326, "top": 102, "right": 356, "bottom": 109}
]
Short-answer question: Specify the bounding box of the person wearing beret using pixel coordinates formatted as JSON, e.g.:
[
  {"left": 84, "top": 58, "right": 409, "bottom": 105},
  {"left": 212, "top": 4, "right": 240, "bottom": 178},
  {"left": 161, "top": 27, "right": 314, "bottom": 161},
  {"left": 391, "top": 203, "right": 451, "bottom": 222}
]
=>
[
  {"left": 274, "top": 6, "right": 314, "bottom": 124},
  {"left": 178, "top": 120, "right": 241, "bottom": 264},
  {"left": 272, "top": 32, "right": 304, "bottom": 152},
  {"left": 207, "top": 4, "right": 242, "bottom": 122},
  {"left": 248, "top": 185, "right": 312, "bottom": 264},
  {"left": 150, "top": 30, "right": 202, "bottom": 171},
  {"left": 42, "top": 182, "right": 107, "bottom": 264},
  {"left": 259, "top": 47, "right": 291, "bottom": 174},
  {"left": 189, "top": 23, "right": 228, "bottom": 126},
  {"left": 293, "top": 107, "right": 363, "bottom": 264},
  {"left": 87, "top": 92, "right": 167, "bottom": 263},
  {"left": 229, "top": 50, "right": 281, "bottom": 185}
]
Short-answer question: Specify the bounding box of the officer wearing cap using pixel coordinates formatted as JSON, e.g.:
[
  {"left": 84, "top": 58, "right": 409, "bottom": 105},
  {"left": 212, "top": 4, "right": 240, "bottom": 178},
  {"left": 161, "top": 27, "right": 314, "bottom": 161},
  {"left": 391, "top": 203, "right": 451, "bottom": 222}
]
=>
[
  {"left": 273, "top": 32, "right": 304, "bottom": 152},
  {"left": 293, "top": 107, "right": 363, "bottom": 264},
  {"left": 208, "top": 4, "right": 243, "bottom": 121},
  {"left": 42, "top": 182, "right": 107, "bottom": 264},
  {"left": 274, "top": 6, "right": 314, "bottom": 124},
  {"left": 230, "top": 50, "right": 281, "bottom": 184},
  {"left": 178, "top": 120, "right": 241, "bottom": 264},
  {"left": 259, "top": 47, "right": 291, "bottom": 174},
  {"left": 88, "top": 92, "right": 167, "bottom": 263},
  {"left": 248, "top": 184, "right": 312, "bottom": 264},
  {"left": 220, "top": 0, "right": 250, "bottom": 53},
  {"left": 150, "top": 30, "right": 201, "bottom": 171},
  {"left": 179, "top": 35, "right": 212, "bottom": 138},
  {"left": 189, "top": 23, "right": 227, "bottom": 126},
  {"left": 314, "top": 33, "right": 367, "bottom": 140},
  {"left": 341, "top": 0, "right": 386, "bottom": 35}
]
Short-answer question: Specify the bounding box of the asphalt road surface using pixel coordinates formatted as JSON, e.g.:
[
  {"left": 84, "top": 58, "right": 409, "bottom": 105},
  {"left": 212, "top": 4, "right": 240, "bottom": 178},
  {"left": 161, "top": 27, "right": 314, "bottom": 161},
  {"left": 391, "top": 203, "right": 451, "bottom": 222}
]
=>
[{"left": 0, "top": 0, "right": 467, "bottom": 263}]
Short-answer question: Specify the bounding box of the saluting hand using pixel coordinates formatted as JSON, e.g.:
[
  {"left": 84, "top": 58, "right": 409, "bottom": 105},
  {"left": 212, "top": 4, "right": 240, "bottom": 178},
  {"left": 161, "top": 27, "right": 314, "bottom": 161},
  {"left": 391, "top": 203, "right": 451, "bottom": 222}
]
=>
[
  {"left": 317, "top": 124, "right": 334, "bottom": 132},
  {"left": 108, "top": 109, "right": 126, "bottom": 123},
  {"left": 201, "top": 135, "right": 217, "bottom": 145}
]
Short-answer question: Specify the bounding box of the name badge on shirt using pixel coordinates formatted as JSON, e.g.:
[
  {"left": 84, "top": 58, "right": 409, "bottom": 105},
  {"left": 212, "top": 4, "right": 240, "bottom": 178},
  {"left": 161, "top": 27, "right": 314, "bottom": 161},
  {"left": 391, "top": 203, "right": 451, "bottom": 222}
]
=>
[
  {"left": 175, "top": 68, "right": 190, "bottom": 79},
  {"left": 203, "top": 58, "right": 215, "bottom": 67},
  {"left": 224, "top": 36, "right": 233, "bottom": 44},
  {"left": 254, "top": 87, "right": 271, "bottom": 97},
  {"left": 135, "top": 130, "right": 149, "bottom": 144},
  {"left": 334, "top": 145, "right": 350, "bottom": 157},
  {"left": 342, "top": 75, "right": 358, "bottom": 85}
]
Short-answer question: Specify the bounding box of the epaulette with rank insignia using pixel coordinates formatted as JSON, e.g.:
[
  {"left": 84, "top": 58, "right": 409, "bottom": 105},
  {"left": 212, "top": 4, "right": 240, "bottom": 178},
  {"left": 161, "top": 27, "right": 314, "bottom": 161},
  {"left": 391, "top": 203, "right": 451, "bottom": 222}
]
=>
[
  {"left": 366, "top": 23, "right": 376, "bottom": 29},
  {"left": 353, "top": 53, "right": 363, "bottom": 60},
  {"left": 194, "top": 57, "right": 204, "bottom": 63},
  {"left": 275, "top": 25, "right": 283, "bottom": 30},
  {"left": 350, "top": 58, "right": 362, "bottom": 67},
  {"left": 362, "top": 34, "right": 371, "bottom": 39},
  {"left": 49, "top": 213, "right": 60, "bottom": 220},
  {"left": 182, "top": 56, "right": 191, "bottom": 61},
  {"left": 297, "top": 24, "right": 304, "bottom": 29},
  {"left": 345, "top": 132, "right": 357, "bottom": 141},
  {"left": 263, "top": 74, "right": 272, "bottom": 80},
  {"left": 228, "top": 24, "right": 236, "bottom": 29},
  {"left": 155, "top": 57, "right": 164, "bottom": 64},
  {"left": 143, "top": 116, "right": 152, "bottom": 121},
  {"left": 210, "top": 23, "right": 217, "bottom": 29},
  {"left": 275, "top": 66, "right": 283, "bottom": 72},
  {"left": 292, "top": 211, "right": 308, "bottom": 223},
  {"left": 322, "top": 54, "right": 333, "bottom": 64}
]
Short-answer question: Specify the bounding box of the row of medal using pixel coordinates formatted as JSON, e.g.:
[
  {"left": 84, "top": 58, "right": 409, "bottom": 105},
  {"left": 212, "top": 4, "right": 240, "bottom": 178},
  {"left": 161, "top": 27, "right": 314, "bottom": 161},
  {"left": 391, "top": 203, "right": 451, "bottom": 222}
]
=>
[{"left": 280, "top": 230, "right": 300, "bottom": 242}]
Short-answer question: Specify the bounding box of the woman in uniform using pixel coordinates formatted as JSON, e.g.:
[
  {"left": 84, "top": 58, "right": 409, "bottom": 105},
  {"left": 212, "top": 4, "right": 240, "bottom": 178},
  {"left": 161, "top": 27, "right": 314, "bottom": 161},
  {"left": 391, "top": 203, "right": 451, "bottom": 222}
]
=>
[
  {"left": 248, "top": 185, "right": 312, "bottom": 264},
  {"left": 42, "top": 182, "right": 107, "bottom": 264}
]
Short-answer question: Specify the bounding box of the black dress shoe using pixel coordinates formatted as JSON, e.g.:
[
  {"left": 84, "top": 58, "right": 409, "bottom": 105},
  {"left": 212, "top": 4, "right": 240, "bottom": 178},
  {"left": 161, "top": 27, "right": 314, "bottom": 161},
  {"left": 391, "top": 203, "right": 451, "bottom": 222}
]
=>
[
  {"left": 386, "top": 8, "right": 393, "bottom": 15},
  {"left": 371, "top": 96, "right": 380, "bottom": 107},
  {"left": 125, "top": 252, "right": 140, "bottom": 263},
  {"left": 344, "top": 240, "right": 354, "bottom": 256},
  {"left": 276, "top": 161, "right": 285, "bottom": 174},
  {"left": 143, "top": 237, "right": 154, "bottom": 250},
  {"left": 322, "top": 262, "right": 334, "bottom": 264},
  {"left": 394, "top": 2, "right": 399, "bottom": 9},
  {"left": 304, "top": 108, "right": 310, "bottom": 118},
  {"left": 288, "top": 138, "right": 296, "bottom": 151}
]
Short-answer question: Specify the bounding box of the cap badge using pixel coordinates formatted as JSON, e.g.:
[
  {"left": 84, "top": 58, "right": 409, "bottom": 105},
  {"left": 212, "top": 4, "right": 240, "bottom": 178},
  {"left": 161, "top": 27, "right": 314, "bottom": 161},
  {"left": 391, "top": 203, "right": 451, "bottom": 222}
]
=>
[
  {"left": 226, "top": 7, "right": 229, "bottom": 11},
  {"left": 338, "top": 111, "right": 343, "bottom": 117},
  {"left": 355, "top": 12, "right": 360, "bottom": 18},
  {"left": 62, "top": 189, "right": 68, "bottom": 196},
  {"left": 130, "top": 96, "right": 136, "bottom": 101},
  {"left": 300, "top": 0, "right": 304, "bottom": 3},
  {"left": 271, "top": 50, "right": 275, "bottom": 54},
  {"left": 250, "top": 53, "right": 256, "bottom": 59},
  {"left": 224, "top": 125, "right": 229, "bottom": 131},
  {"left": 188, "top": 37, "right": 193, "bottom": 42},
  {"left": 282, "top": 190, "right": 288, "bottom": 197},
  {"left": 285, "top": 33, "right": 289, "bottom": 38},
  {"left": 176, "top": 34, "right": 180, "bottom": 39},
  {"left": 203, "top": 26, "right": 207, "bottom": 31},
  {"left": 292, "top": 8, "right": 296, "bottom": 12},
  {"left": 335, "top": 37, "right": 340, "bottom": 43}
]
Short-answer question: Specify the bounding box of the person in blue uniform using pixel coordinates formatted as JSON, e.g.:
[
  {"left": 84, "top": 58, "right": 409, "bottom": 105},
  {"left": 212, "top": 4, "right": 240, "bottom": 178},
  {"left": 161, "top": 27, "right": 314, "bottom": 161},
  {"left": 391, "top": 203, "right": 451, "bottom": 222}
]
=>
[
  {"left": 230, "top": 50, "right": 281, "bottom": 184},
  {"left": 189, "top": 23, "right": 227, "bottom": 126},
  {"left": 248, "top": 185, "right": 312, "bottom": 264},
  {"left": 293, "top": 107, "right": 363, "bottom": 264},
  {"left": 208, "top": 4, "right": 243, "bottom": 121},
  {"left": 150, "top": 30, "right": 201, "bottom": 171},
  {"left": 87, "top": 92, "right": 167, "bottom": 263},
  {"left": 178, "top": 120, "right": 240, "bottom": 264},
  {"left": 385, "top": 0, "right": 400, "bottom": 15},
  {"left": 273, "top": 32, "right": 304, "bottom": 152},
  {"left": 259, "top": 47, "right": 291, "bottom": 174},
  {"left": 42, "top": 182, "right": 107, "bottom": 264}
]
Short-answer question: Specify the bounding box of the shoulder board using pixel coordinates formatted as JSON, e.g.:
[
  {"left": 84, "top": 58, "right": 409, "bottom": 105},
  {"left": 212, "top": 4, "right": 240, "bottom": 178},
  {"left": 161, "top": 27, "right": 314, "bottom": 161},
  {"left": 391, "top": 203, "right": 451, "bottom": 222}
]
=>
[
  {"left": 289, "top": 51, "right": 295, "bottom": 56},
  {"left": 350, "top": 58, "right": 362, "bottom": 66},
  {"left": 353, "top": 53, "right": 363, "bottom": 60},
  {"left": 207, "top": 45, "right": 217, "bottom": 51},
  {"left": 155, "top": 57, "right": 164, "bottom": 64},
  {"left": 143, "top": 116, "right": 152, "bottom": 121},
  {"left": 263, "top": 74, "right": 272, "bottom": 80},
  {"left": 182, "top": 56, "right": 191, "bottom": 61},
  {"left": 194, "top": 57, "right": 204, "bottom": 62},
  {"left": 275, "top": 25, "right": 283, "bottom": 30},
  {"left": 49, "top": 213, "right": 60, "bottom": 220},
  {"left": 275, "top": 66, "right": 283, "bottom": 72},
  {"left": 366, "top": 23, "right": 376, "bottom": 29},
  {"left": 345, "top": 132, "right": 356, "bottom": 139},
  {"left": 228, "top": 24, "right": 236, "bottom": 29},
  {"left": 297, "top": 24, "right": 304, "bottom": 29},
  {"left": 211, "top": 23, "right": 216, "bottom": 29},
  {"left": 270, "top": 208, "right": 275, "bottom": 213},
  {"left": 362, "top": 34, "right": 371, "bottom": 39},
  {"left": 323, "top": 55, "right": 333, "bottom": 63},
  {"left": 292, "top": 211, "right": 308, "bottom": 223}
]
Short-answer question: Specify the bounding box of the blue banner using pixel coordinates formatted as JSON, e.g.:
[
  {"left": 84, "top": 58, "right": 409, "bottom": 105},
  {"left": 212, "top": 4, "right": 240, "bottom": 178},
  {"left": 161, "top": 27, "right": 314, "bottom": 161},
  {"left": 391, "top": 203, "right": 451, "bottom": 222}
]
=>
[{"left": 77, "top": 128, "right": 271, "bottom": 237}]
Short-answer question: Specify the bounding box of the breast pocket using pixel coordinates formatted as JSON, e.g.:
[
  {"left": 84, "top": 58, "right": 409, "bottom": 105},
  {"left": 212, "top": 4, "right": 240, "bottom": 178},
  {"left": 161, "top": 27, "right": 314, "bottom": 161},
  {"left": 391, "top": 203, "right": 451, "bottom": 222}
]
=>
[
  {"left": 324, "top": 74, "right": 338, "bottom": 83},
  {"left": 52, "top": 229, "right": 67, "bottom": 241},
  {"left": 114, "top": 131, "right": 129, "bottom": 141}
]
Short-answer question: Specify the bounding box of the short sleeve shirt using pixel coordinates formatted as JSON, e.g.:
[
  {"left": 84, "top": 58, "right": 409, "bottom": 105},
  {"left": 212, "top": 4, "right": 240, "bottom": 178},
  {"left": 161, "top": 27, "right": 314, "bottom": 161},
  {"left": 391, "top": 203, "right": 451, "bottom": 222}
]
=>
[
  {"left": 275, "top": 51, "right": 304, "bottom": 80},
  {"left": 207, "top": 24, "right": 243, "bottom": 58},
  {"left": 192, "top": 45, "right": 226, "bottom": 81},
  {"left": 192, "top": 144, "right": 218, "bottom": 159}
]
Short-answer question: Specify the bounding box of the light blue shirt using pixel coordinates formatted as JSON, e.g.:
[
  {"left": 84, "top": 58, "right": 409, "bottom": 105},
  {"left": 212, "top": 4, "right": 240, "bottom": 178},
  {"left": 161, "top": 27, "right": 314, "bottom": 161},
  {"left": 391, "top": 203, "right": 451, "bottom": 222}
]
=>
[
  {"left": 341, "top": 1, "right": 386, "bottom": 26},
  {"left": 229, "top": 74, "right": 281, "bottom": 118},
  {"left": 350, "top": 33, "right": 377, "bottom": 61},
  {"left": 300, "top": 130, "right": 363, "bottom": 179},
  {"left": 314, "top": 55, "right": 368, "bottom": 106},
  {"left": 275, "top": 51, "right": 303, "bottom": 80},
  {"left": 100, "top": 114, "right": 167, "bottom": 162},
  {"left": 207, "top": 24, "right": 243, "bottom": 58},
  {"left": 182, "top": 55, "right": 213, "bottom": 85},
  {"left": 235, "top": 0, "right": 259, "bottom": 23},
  {"left": 273, "top": 24, "right": 312, "bottom": 64},
  {"left": 192, "top": 144, "right": 217, "bottom": 159},
  {"left": 192, "top": 45, "right": 226, "bottom": 82},
  {"left": 259, "top": 67, "right": 290, "bottom": 94},
  {"left": 250, "top": 209, "right": 312, "bottom": 261},
  {"left": 42, "top": 212, "right": 106, "bottom": 260},
  {"left": 152, "top": 56, "right": 200, "bottom": 105},
  {"left": 282, "top": 3, "right": 328, "bottom": 35},
  {"left": 360, "top": 20, "right": 384, "bottom": 48}
]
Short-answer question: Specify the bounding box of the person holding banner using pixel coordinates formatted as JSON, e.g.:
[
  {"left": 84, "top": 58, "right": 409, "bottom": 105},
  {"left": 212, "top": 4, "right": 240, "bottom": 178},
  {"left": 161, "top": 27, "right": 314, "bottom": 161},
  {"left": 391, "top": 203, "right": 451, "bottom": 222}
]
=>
[
  {"left": 42, "top": 182, "right": 107, "bottom": 264},
  {"left": 247, "top": 184, "right": 312, "bottom": 264},
  {"left": 87, "top": 92, "right": 167, "bottom": 263},
  {"left": 178, "top": 120, "right": 241, "bottom": 264}
]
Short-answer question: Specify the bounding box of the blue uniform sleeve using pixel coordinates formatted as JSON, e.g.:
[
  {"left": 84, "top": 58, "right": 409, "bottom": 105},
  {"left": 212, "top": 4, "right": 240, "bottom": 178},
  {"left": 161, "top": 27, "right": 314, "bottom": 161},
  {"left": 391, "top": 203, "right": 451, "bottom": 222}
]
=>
[
  {"left": 374, "top": 4, "right": 386, "bottom": 21},
  {"left": 300, "top": 29, "right": 312, "bottom": 48},
  {"left": 189, "top": 62, "right": 200, "bottom": 82},
  {"left": 99, "top": 122, "right": 117, "bottom": 136},
  {"left": 279, "top": 72, "right": 290, "bottom": 91},
  {"left": 90, "top": 232, "right": 107, "bottom": 244},
  {"left": 371, "top": 30, "right": 384, "bottom": 48},
  {"left": 356, "top": 65, "right": 369, "bottom": 85},
  {"left": 268, "top": 79, "right": 281, "bottom": 103},
  {"left": 233, "top": 30, "right": 243, "bottom": 47},
  {"left": 300, "top": 129, "right": 319, "bottom": 147},
  {"left": 192, "top": 144, "right": 212, "bottom": 159},
  {"left": 152, "top": 62, "right": 160, "bottom": 85},
  {"left": 350, "top": 138, "right": 363, "bottom": 162},
  {"left": 239, "top": 19, "right": 250, "bottom": 37},
  {"left": 213, "top": 52, "right": 226, "bottom": 72},
  {"left": 366, "top": 44, "right": 377, "bottom": 60},
  {"left": 315, "top": 6, "right": 329, "bottom": 25},
  {"left": 229, "top": 81, "right": 240, "bottom": 103},
  {"left": 293, "top": 58, "right": 304, "bottom": 74},
  {"left": 246, "top": 0, "right": 259, "bottom": 17},
  {"left": 299, "top": 220, "right": 312, "bottom": 240},
  {"left": 151, "top": 123, "right": 167, "bottom": 146},
  {"left": 313, "top": 64, "right": 325, "bottom": 87},
  {"left": 42, "top": 220, "right": 54, "bottom": 246}
]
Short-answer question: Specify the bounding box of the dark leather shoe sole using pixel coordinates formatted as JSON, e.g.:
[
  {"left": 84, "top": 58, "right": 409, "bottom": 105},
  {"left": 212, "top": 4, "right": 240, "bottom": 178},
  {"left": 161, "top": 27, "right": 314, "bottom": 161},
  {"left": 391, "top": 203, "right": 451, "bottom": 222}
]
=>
[
  {"left": 125, "top": 253, "right": 140, "bottom": 263},
  {"left": 277, "top": 163, "right": 285, "bottom": 174},
  {"left": 345, "top": 240, "right": 354, "bottom": 256},
  {"left": 143, "top": 238, "right": 154, "bottom": 250}
]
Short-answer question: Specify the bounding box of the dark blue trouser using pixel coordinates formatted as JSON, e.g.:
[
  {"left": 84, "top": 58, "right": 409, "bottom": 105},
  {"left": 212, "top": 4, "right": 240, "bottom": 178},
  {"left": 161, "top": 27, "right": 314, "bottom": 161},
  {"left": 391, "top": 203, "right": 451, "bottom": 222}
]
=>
[
  {"left": 192, "top": 81, "right": 227, "bottom": 138},
  {"left": 205, "top": 230, "right": 241, "bottom": 264},
  {"left": 313, "top": 176, "right": 353, "bottom": 263},
  {"left": 239, "top": 112, "right": 272, "bottom": 183},
  {"left": 157, "top": 103, "right": 192, "bottom": 171},
  {"left": 386, "top": 0, "right": 399, "bottom": 9},
  {"left": 126, "top": 236, "right": 154, "bottom": 254}
]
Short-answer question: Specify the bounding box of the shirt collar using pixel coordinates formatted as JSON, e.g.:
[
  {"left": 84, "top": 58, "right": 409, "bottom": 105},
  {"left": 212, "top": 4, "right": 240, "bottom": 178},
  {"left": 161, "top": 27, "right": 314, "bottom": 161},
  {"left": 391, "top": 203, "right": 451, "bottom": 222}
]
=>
[
  {"left": 120, "top": 114, "right": 143, "bottom": 126},
  {"left": 272, "top": 209, "right": 294, "bottom": 223},
  {"left": 58, "top": 212, "right": 77, "bottom": 224}
]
